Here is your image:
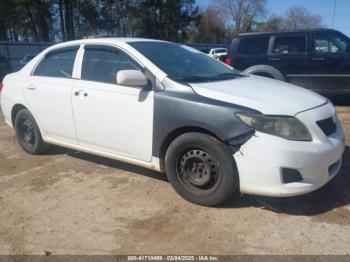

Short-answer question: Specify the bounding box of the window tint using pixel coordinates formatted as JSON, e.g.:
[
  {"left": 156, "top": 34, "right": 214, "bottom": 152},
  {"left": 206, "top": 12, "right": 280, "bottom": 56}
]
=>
[
  {"left": 273, "top": 36, "right": 306, "bottom": 54},
  {"left": 237, "top": 37, "right": 269, "bottom": 55},
  {"left": 81, "top": 47, "right": 140, "bottom": 84},
  {"left": 314, "top": 34, "right": 348, "bottom": 54},
  {"left": 33, "top": 48, "right": 78, "bottom": 78}
]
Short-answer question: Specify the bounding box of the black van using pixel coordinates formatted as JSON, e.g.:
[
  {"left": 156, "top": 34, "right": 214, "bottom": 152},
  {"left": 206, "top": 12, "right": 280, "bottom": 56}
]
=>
[{"left": 225, "top": 29, "right": 350, "bottom": 95}]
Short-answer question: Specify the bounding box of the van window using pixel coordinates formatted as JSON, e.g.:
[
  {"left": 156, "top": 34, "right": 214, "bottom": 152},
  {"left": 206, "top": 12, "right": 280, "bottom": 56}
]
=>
[
  {"left": 314, "top": 34, "right": 348, "bottom": 54},
  {"left": 237, "top": 37, "right": 269, "bottom": 55},
  {"left": 33, "top": 47, "right": 78, "bottom": 78},
  {"left": 273, "top": 36, "right": 306, "bottom": 54},
  {"left": 81, "top": 46, "right": 140, "bottom": 84}
]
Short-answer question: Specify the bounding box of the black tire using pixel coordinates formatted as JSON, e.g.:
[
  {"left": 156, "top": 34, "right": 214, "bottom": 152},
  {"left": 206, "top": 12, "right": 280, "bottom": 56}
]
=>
[
  {"left": 165, "top": 132, "right": 239, "bottom": 206},
  {"left": 14, "top": 109, "right": 50, "bottom": 154}
]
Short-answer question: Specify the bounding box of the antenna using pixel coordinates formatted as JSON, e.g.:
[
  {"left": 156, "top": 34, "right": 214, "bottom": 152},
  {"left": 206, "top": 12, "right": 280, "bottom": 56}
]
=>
[{"left": 332, "top": 0, "right": 337, "bottom": 28}]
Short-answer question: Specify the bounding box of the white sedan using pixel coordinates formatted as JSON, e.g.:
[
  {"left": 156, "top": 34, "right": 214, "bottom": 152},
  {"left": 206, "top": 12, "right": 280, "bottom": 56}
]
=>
[
  {"left": 208, "top": 48, "right": 227, "bottom": 60},
  {"left": 0, "top": 38, "right": 345, "bottom": 206}
]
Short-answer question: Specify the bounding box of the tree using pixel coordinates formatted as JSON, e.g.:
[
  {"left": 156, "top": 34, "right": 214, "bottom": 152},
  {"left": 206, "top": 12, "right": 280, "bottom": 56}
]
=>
[
  {"left": 194, "top": 6, "right": 231, "bottom": 44},
  {"left": 132, "top": 0, "right": 200, "bottom": 42},
  {"left": 213, "top": 0, "right": 266, "bottom": 33},
  {"left": 282, "top": 6, "right": 322, "bottom": 30},
  {"left": 100, "top": 0, "right": 134, "bottom": 37},
  {"left": 256, "top": 15, "right": 283, "bottom": 32},
  {"left": 258, "top": 6, "right": 323, "bottom": 32}
]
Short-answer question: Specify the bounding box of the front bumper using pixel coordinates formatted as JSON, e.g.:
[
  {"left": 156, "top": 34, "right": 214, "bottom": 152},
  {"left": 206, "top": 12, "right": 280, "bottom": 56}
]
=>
[{"left": 234, "top": 103, "right": 345, "bottom": 197}]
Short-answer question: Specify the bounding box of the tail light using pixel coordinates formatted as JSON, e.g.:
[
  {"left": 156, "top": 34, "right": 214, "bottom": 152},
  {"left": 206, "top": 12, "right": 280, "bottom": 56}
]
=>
[
  {"left": 0, "top": 83, "right": 3, "bottom": 92},
  {"left": 225, "top": 58, "right": 233, "bottom": 66}
]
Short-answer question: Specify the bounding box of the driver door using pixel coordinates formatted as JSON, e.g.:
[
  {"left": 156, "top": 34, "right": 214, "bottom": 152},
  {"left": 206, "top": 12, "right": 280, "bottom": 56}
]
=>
[{"left": 72, "top": 44, "right": 154, "bottom": 161}]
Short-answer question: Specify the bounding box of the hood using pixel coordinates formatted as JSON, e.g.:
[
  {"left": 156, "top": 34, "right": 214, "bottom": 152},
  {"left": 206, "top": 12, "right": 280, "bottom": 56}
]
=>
[{"left": 189, "top": 75, "right": 327, "bottom": 115}]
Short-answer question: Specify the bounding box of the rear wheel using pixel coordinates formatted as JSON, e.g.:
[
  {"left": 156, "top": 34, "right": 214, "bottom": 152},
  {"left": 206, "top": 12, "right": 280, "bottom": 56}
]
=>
[
  {"left": 165, "top": 132, "right": 239, "bottom": 206},
  {"left": 14, "top": 109, "right": 50, "bottom": 154}
]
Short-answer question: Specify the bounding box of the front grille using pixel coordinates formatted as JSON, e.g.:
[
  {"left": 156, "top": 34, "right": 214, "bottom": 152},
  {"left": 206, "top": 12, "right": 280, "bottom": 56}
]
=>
[{"left": 316, "top": 117, "right": 336, "bottom": 136}]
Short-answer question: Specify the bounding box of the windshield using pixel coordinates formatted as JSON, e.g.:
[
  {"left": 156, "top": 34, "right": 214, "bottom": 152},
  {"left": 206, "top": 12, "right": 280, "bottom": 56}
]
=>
[{"left": 129, "top": 41, "right": 240, "bottom": 83}]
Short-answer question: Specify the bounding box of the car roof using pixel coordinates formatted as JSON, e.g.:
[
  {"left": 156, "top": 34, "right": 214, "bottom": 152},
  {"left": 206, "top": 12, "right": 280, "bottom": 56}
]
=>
[
  {"left": 47, "top": 37, "right": 169, "bottom": 49},
  {"left": 237, "top": 28, "right": 340, "bottom": 37}
]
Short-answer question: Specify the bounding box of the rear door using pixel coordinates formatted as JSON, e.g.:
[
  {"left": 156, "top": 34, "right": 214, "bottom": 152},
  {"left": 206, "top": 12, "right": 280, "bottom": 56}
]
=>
[
  {"left": 310, "top": 32, "right": 350, "bottom": 95},
  {"left": 268, "top": 34, "right": 310, "bottom": 87},
  {"left": 23, "top": 46, "right": 79, "bottom": 144}
]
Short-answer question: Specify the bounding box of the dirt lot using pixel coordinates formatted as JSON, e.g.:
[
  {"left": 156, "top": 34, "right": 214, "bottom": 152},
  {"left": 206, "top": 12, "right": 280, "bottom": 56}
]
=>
[{"left": 0, "top": 107, "right": 349, "bottom": 255}]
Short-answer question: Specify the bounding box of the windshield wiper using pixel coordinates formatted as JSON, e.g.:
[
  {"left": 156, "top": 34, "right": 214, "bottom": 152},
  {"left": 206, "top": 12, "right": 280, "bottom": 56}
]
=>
[
  {"left": 174, "top": 76, "right": 212, "bottom": 82},
  {"left": 215, "top": 72, "right": 241, "bottom": 78},
  {"left": 175, "top": 72, "right": 241, "bottom": 83}
]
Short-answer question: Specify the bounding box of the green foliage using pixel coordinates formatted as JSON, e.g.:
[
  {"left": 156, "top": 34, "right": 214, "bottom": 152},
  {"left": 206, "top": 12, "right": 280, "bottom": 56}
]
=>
[
  {"left": 0, "top": 0, "right": 323, "bottom": 43},
  {"left": 132, "top": 0, "right": 199, "bottom": 42},
  {"left": 0, "top": 0, "right": 199, "bottom": 42}
]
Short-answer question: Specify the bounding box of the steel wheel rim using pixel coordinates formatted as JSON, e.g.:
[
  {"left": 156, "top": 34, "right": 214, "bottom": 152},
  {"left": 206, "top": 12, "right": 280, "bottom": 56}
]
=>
[
  {"left": 20, "top": 119, "right": 35, "bottom": 145},
  {"left": 176, "top": 148, "right": 220, "bottom": 194}
]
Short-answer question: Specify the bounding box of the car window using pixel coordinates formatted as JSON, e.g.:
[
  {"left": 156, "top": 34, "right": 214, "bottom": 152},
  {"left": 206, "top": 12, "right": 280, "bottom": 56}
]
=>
[
  {"left": 33, "top": 48, "right": 78, "bottom": 78},
  {"left": 237, "top": 37, "right": 269, "bottom": 55},
  {"left": 273, "top": 36, "right": 306, "bottom": 54},
  {"left": 314, "top": 34, "right": 348, "bottom": 54},
  {"left": 216, "top": 48, "right": 227, "bottom": 53},
  {"left": 81, "top": 46, "right": 140, "bottom": 84}
]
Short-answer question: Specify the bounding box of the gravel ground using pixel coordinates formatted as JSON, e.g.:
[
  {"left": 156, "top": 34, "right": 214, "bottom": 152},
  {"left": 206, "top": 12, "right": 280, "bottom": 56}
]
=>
[{"left": 0, "top": 107, "right": 349, "bottom": 255}]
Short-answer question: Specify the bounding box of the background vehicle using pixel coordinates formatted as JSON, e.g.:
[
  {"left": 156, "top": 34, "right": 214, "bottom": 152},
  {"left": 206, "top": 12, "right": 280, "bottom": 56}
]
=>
[
  {"left": 208, "top": 48, "right": 227, "bottom": 61},
  {"left": 225, "top": 29, "right": 350, "bottom": 96}
]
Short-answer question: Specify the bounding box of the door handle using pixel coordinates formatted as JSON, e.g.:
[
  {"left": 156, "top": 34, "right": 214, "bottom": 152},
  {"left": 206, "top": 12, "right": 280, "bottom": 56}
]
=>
[
  {"left": 268, "top": 57, "right": 281, "bottom": 61},
  {"left": 312, "top": 57, "right": 325, "bottom": 61},
  {"left": 26, "top": 84, "right": 36, "bottom": 90},
  {"left": 74, "top": 90, "right": 88, "bottom": 97}
]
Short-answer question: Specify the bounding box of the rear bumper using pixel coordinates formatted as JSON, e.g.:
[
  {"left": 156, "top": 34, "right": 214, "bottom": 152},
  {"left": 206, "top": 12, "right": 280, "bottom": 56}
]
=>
[
  {"left": 234, "top": 103, "right": 345, "bottom": 197},
  {"left": 0, "top": 96, "right": 14, "bottom": 128}
]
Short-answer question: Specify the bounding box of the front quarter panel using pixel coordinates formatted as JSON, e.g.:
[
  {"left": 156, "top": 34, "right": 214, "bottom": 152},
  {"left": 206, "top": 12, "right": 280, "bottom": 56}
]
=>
[{"left": 152, "top": 78, "right": 258, "bottom": 158}]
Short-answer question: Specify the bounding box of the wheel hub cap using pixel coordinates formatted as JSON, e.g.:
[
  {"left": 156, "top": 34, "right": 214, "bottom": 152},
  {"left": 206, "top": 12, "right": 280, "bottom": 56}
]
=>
[
  {"left": 180, "top": 149, "right": 217, "bottom": 187},
  {"left": 21, "top": 120, "right": 35, "bottom": 144}
]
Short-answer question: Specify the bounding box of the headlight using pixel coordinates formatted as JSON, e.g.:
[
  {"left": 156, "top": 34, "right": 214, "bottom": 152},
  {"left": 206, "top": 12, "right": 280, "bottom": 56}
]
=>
[{"left": 236, "top": 113, "right": 312, "bottom": 141}]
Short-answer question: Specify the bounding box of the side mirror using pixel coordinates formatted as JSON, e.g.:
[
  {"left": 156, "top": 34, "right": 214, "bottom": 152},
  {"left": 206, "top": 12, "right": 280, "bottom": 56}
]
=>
[{"left": 116, "top": 70, "right": 147, "bottom": 87}]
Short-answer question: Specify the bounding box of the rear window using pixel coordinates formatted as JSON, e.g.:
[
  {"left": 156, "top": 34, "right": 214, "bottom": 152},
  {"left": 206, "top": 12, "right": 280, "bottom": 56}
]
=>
[
  {"left": 237, "top": 37, "right": 269, "bottom": 55},
  {"left": 33, "top": 47, "right": 78, "bottom": 78},
  {"left": 273, "top": 36, "right": 307, "bottom": 54}
]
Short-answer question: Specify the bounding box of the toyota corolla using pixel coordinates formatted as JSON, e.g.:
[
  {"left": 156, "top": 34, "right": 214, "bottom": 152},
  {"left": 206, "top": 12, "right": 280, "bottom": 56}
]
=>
[{"left": 0, "top": 38, "right": 345, "bottom": 206}]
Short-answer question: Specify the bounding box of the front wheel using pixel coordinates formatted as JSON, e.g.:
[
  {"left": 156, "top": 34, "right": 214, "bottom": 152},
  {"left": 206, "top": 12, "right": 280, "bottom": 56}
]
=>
[{"left": 165, "top": 132, "right": 239, "bottom": 206}]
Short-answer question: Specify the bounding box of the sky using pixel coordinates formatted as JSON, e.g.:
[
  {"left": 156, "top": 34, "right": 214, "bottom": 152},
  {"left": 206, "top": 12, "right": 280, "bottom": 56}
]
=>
[{"left": 197, "top": 0, "right": 350, "bottom": 37}]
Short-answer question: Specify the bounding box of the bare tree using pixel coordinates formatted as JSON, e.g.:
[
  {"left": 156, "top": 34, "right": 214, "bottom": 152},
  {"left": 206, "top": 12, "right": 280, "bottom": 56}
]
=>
[
  {"left": 194, "top": 6, "right": 231, "bottom": 44},
  {"left": 258, "top": 6, "right": 323, "bottom": 32},
  {"left": 281, "top": 6, "right": 322, "bottom": 30},
  {"left": 213, "top": 0, "right": 266, "bottom": 33}
]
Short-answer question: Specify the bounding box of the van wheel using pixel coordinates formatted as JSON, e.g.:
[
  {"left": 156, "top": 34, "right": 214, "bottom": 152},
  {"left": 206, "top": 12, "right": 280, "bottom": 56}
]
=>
[
  {"left": 165, "top": 132, "right": 239, "bottom": 206},
  {"left": 14, "top": 109, "right": 50, "bottom": 154}
]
